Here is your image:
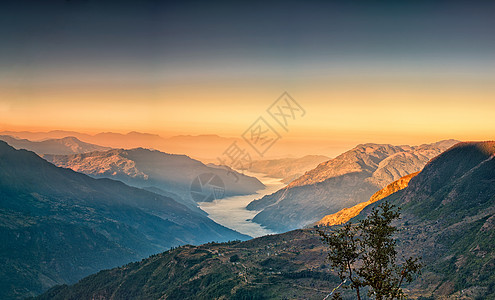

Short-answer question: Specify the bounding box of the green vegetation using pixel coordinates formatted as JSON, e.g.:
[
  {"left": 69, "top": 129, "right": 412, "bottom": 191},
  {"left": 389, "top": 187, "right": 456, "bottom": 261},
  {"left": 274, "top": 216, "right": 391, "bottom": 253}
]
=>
[
  {"left": 35, "top": 229, "right": 343, "bottom": 299},
  {"left": 318, "top": 202, "right": 421, "bottom": 299}
]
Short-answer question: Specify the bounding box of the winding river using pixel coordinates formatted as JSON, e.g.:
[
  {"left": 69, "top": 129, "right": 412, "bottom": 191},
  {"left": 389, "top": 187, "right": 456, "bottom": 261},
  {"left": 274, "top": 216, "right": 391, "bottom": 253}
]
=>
[{"left": 198, "top": 172, "right": 285, "bottom": 238}]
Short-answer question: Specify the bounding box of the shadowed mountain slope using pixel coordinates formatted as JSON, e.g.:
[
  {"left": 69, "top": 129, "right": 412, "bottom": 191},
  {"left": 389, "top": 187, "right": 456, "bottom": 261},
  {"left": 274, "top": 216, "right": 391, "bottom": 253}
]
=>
[{"left": 0, "top": 141, "right": 248, "bottom": 300}]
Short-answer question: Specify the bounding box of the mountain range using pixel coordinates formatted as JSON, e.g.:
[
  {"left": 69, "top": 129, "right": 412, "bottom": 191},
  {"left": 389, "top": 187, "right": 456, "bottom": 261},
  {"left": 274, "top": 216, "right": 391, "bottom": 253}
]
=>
[
  {"left": 43, "top": 148, "right": 264, "bottom": 211},
  {"left": 0, "top": 141, "right": 249, "bottom": 300},
  {"left": 248, "top": 140, "right": 459, "bottom": 232},
  {"left": 0, "top": 130, "right": 164, "bottom": 149},
  {"left": 0, "top": 135, "right": 111, "bottom": 155},
  {"left": 0, "top": 134, "right": 265, "bottom": 211},
  {"left": 0, "top": 130, "right": 346, "bottom": 160},
  {"left": 36, "top": 141, "right": 495, "bottom": 299},
  {"left": 0, "top": 131, "right": 238, "bottom": 161}
]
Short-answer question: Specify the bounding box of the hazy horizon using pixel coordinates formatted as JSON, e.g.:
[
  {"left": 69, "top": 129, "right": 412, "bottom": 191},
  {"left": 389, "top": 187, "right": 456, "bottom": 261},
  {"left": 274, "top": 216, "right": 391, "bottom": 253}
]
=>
[
  {"left": 0, "top": 127, "right": 467, "bottom": 160},
  {"left": 1, "top": 0, "right": 494, "bottom": 156}
]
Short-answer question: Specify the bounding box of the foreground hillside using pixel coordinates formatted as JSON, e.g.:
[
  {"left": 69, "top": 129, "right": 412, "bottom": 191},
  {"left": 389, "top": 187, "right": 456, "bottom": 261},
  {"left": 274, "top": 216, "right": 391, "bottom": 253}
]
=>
[
  {"left": 359, "top": 141, "right": 495, "bottom": 298},
  {"left": 36, "top": 229, "right": 338, "bottom": 300},
  {"left": 37, "top": 141, "right": 495, "bottom": 299},
  {"left": 249, "top": 140, "right": 458, "bottom": 232},
  {"left": 0, "top": 141, "right": 248, "bottom": 300}
]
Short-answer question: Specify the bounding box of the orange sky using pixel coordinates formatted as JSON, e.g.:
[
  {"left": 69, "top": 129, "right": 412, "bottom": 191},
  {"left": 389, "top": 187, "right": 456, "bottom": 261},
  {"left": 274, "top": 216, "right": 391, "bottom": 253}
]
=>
[
  {"left": 1, "top": 71, "right": 494, "bottom": 152},
  {"left": 2, "top": 0, "right": 495, "bottom": 158}
]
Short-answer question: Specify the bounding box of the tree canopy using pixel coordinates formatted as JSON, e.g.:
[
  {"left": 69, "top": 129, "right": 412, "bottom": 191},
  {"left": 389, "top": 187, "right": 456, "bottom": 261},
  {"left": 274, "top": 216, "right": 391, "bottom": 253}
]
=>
[{"left": 318, "top": 202, "right": 422, "bottom": 300}]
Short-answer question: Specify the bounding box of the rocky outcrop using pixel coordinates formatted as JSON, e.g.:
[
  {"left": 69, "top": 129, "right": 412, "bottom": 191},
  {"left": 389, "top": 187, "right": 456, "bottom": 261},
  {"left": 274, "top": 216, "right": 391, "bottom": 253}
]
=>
[{"left": 315, "top": 171, "right": 418, "bottom": 226}]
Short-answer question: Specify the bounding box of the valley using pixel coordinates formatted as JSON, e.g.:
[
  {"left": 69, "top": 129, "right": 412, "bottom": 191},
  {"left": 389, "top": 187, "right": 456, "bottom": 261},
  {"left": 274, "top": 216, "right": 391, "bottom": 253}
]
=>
[
  {"left": 2, "top": 1, "right": 494, "bottom": 298},
  {"left": 199, "top": 172, "right": 285, "bottom": 238},
  {"left": 1, "top": 135, "right": 493, "bottom": 299},
  {"left": 36, "top": 141, "right": 495, "bottom": 300},
  {"left": 0, "top": 141, "right": 250, "bottom": 299}
]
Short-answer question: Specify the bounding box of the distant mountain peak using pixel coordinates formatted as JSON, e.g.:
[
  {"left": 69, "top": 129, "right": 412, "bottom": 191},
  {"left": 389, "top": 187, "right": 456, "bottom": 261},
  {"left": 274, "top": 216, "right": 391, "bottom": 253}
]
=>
[
  {"left": 0, "top": 135, "right": 111, "bottom": 155},
  {"left": 126, "top": 131, "right": 161, "bottom": 137},
  {"left": 59, "top": 136, "right": 80, "bottom": 141}
]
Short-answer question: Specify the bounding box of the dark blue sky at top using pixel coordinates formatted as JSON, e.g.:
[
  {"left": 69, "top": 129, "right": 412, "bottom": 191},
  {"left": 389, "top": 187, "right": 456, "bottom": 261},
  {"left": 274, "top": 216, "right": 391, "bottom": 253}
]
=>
[{"left": 1, "top": 0, "right": 494, "bottom": 83}]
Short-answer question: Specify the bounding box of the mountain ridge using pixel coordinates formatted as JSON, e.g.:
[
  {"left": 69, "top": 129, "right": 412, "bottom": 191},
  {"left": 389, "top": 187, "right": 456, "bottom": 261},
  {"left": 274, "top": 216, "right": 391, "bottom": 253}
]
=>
[
  {"left": 0, "top": 135, "right": 111, "bottom": 155},
  {"left": 0, "top": 130, "right": 238, "bottom": 161},
  {"left": 353, "top": 141, "right": 495, "bottom": 298},
  {"left": 0, "top": 141, "right": 249, "bottom": 299},
  {"left": 43, "top": 147, "right": 265, "bottom": 211},
  {"left": 248, "top": 139, "right": 459, "bottom": 232}
]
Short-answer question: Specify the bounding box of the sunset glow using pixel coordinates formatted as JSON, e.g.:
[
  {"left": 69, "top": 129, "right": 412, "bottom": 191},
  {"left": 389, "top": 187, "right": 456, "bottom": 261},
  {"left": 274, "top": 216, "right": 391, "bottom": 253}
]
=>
[{"left": 1, "top": 0, "right": 494, "bottom": 155}]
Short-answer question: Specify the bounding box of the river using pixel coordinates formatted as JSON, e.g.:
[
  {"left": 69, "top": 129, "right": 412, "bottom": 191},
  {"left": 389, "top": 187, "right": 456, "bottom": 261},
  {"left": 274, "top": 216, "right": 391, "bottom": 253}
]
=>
[{"left": 198, "top": 172, "right": 285, "bottom": 238}]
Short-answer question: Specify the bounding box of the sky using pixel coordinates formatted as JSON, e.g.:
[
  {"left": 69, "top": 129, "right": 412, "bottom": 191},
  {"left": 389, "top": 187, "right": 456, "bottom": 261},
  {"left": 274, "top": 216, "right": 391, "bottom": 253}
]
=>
[{"left": 1, "top": 0, "right": 494, "bottom": 151}]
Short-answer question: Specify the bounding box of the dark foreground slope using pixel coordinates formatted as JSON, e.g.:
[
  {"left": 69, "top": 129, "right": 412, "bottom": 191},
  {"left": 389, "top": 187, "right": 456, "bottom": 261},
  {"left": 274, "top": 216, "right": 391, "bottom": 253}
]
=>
[
  {"left": 0, "top": 141, "right": 248, "bottom": 299},
  {"left": 37, "top": 141, "right": 495, "bottom": 299},
  {"left": 357, "top": 141, "right": 495, "bottom": 298},
  {"left": 37, "top": 230, "right": 337, "bottom": 300}
]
